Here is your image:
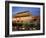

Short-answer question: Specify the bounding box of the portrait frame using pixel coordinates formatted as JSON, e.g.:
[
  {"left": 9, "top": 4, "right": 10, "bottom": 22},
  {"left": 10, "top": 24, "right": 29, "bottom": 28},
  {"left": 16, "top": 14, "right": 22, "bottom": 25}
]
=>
[{"left": 5, "top": 1, "right": 45, "bottom": 37}]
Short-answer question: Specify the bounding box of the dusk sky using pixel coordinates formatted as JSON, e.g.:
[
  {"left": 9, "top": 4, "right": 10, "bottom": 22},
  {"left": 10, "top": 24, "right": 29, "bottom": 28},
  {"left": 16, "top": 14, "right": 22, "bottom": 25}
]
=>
[{"left": 12, "top": 7, "right": 40, "bottom": 16}]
